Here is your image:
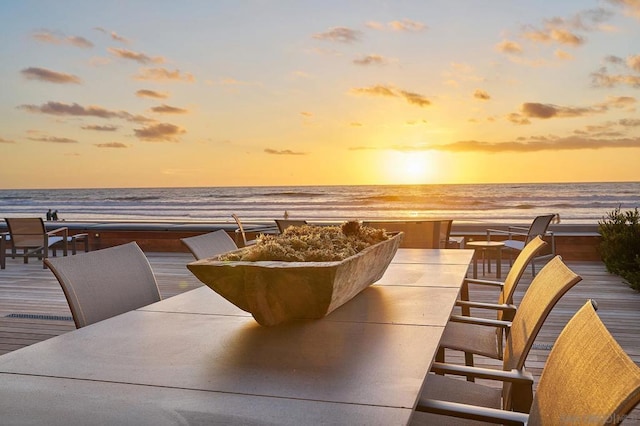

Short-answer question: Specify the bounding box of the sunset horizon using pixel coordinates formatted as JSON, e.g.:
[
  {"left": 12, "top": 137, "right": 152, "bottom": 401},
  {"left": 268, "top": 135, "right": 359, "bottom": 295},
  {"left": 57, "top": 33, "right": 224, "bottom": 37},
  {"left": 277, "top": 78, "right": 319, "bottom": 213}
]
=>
[{"left": 2, "top": 1, "right": 640, "bottom": 190}]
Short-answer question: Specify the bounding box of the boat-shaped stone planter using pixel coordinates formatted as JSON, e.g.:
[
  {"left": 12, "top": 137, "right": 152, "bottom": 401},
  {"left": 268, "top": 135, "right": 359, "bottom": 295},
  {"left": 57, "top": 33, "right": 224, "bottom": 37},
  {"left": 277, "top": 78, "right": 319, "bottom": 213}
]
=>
[{"left": 187, "top": 232, "right": 403, "bottom": 326}]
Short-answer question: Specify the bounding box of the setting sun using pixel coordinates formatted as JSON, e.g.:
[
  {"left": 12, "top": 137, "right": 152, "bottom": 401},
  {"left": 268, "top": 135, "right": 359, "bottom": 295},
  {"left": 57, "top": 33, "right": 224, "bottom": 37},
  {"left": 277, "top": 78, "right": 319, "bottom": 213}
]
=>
[{"left": 384, "top": 151, "right": 438, "bottom": 184}]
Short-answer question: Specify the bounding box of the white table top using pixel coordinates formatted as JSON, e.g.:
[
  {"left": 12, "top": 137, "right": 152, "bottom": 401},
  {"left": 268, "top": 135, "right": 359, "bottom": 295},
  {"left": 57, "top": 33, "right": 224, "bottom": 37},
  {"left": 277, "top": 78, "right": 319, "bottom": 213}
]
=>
[{"left": 0, "top": 248, "right": 473, "bottom": 425}]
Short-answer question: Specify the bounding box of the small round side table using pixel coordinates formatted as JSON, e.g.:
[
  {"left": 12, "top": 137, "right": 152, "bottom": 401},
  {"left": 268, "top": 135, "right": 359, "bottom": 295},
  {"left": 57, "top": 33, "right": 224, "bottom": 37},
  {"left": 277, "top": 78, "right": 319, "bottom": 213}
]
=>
[{"left": 466, "top": 241, "right": 505, "bottom": 279}]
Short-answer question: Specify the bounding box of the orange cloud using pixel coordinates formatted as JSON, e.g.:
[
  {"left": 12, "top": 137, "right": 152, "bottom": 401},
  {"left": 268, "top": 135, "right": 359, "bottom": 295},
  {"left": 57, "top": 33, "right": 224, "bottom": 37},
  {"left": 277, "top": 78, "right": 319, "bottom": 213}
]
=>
[
  {"left": 32, "top": 30, "right": 93, "bottom": 48},
  {"left": 136, "top": 89, "right": 169, "bottom": 99},
  {"left": 95, "top": 142, "right": 128, "bottom": 148},
  {"left": 134, "top": 123, "right": 185, "bottom": 142},
  {"left": 312, "top": 27, "right": 361, "bottom": 43},
  {"left": 81, "top": 125, "right": 118, "bottom": 131},
  {"left": 18, "top": 101, "right": 153, "bottom": 123},
  {"left": 353, "top": 54, "right": 387, "bottom": 65},
  {"left": 473, "top": 89, "right": 491, "bottom": 100},
  {"left": 21, "top": 67, "right": 81, "bottom": 84},
  {"left": 134, "top": 68, "right": 195, "bottom": 82},
  {"left": 350, "top": 85, "right": 431, "bottom": 107},
  {"left": 108, "top": 48, "right": 165, "bottom": 64},
  {"left": 495, "top": 39, "right": 523, "bottom": 54},
  {"left": 28, "top": 136, "right": 78, "bottom": 143},
  {"left": 150, "top": 104, "right": 188, "bottom": 114},
  {"left": 264, "top": 148, "right": 307, "bottom": 155}
]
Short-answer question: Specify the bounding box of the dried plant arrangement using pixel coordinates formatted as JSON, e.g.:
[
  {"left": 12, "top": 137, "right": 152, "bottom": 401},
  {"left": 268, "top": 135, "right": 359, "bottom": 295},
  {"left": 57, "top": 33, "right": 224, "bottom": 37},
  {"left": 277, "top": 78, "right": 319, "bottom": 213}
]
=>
[{"left": 219, "top": 221, "right": 389, "bottom": 262}]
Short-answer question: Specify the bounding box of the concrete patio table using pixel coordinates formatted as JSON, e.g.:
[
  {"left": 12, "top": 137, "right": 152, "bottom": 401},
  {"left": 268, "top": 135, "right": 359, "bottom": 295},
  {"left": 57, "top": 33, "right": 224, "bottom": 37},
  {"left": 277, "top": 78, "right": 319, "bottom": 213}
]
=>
[{"left": 0, "top": 248, "right": 473, "bottom": 426}]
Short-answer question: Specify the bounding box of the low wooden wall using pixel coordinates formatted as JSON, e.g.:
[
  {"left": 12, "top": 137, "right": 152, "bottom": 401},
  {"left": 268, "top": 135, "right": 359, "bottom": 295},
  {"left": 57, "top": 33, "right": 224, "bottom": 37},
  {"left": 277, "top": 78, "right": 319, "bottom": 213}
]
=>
[{"left": 0, "top": 221, "right": 603, "bottom": 261}]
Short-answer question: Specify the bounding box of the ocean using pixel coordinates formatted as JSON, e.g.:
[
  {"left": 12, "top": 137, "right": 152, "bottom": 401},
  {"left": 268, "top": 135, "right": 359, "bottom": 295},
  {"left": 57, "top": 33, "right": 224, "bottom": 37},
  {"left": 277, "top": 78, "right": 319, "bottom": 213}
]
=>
[{"left": 1, "top": 182, "right": 639, "bottom": 225}]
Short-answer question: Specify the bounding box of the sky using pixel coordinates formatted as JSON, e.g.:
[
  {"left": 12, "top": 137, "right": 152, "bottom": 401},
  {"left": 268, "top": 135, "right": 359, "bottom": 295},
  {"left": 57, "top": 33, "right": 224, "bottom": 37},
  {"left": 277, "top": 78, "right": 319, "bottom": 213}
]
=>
[{"left": 1, "top": 0, "right": 640, "bottom": 189}]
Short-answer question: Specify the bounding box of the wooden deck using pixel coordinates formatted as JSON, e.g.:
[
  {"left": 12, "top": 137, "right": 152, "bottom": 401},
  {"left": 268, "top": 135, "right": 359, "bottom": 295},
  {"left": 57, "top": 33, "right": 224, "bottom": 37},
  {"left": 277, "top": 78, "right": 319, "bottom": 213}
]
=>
[{"left": 1, "top": 251, "right": 639, "bottom": 423}]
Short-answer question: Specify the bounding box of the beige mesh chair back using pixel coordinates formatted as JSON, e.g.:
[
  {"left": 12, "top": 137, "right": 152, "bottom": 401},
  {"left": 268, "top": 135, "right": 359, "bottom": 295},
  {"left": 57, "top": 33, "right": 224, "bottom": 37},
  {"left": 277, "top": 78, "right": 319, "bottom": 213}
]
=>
[
  {"left": 181, "top": 230, "right": 238, "bottom": 260},
  {"left": 416, "top": 300, "right": 640, "bottom": 424},
  {"left": 500, "top": 255, "right": 582, "bottom": 410},
  {"left": 488, "top": 214, "right": 556, "bottom": 275},
  {"left": 363, "top": 220, "right": 442, "bottom": 248},
  {"left": 528, "top": 300, "right": 640, "bottom": 424},
  {"left": 423, "top": 256, "right": 582, "bottom": 414},
  {"left": 44, "top": 242, "right": 161, "bottom": 328},
  {"left": 447, "top": 236, "right": 548, "bottom": 367},
  {"left": 5, "top": 217, "right": 68, "bottom": 268},
  {"left": 275, "top": 219, "right": 308, "bottom": 233},
  {"left": 496, "top": 235, "right": 547, "bottom": 321}
]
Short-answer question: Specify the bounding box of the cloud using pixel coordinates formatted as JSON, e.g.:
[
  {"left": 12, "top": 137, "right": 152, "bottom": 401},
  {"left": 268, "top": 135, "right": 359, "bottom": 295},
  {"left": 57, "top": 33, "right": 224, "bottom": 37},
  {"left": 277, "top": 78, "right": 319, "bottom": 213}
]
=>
[
  {"left": 136, "top": 89, "right": 169, "bottom": 99},
  {"left": 18, "top": 101, "right": 153, "bottom": 123},
  {"left": 520, "top": 8, "right": 613, "bottom": 47},
  {"left": 300, "top": 111, "right": 313, "bottom": 117},
  {"left": 0, "top": 137, "right": 15, "bottom": 144},
  {"left": 591, "top": 65, "right": 640, "bottom": 88},
  {"left": 506, "top": 113, "right": 531, "bottom": 125},
  {"left": 496, "top": 39, "right": 524, "bottom": 54},
  {"left": 264, "top": 148, "right": 307, "bottom": 155},
  {"left": 94, "top": 27, "right": 129, "bottom": 43},
  {"left": 431, "top": 136, "right": 640, "bottom": 152},
  {"left": 81, "top": 124, "right": 118, "bottom": 131},
  {"left": 31, "top": 30, "right": 93, "bottom": 48},
  {"left": 349, "top": 84, "right": 431, "bottom": 107},
  {"left": 150, "top": 104, "right": 188, "bottom": 114},
  {"left": 28, "top": 136, "right": 78, "bottom": 143},
  {"left": 521, "top": 102, "right": 607, "bottom": 119},
  {"left": 20, "top": 67, "right": 81, "bottom": 84},
  {"left": 555, "top": 49, "right": 574, "bottom": 60},
  {"left": 366, "top": 19, "right": 427, "bottom": 32},
  {"left": 473, "top": 89, "right": 491, "bottom": 100},
  {"left": 628, "top": 54, "right": 640, "bottom": 72},
  {"left": 134, "top": 123, "right": 185, "bottom": 142},
  {"left": 108, "top": 48, "right": 165, "bottom": 64},
  {"left": 312, "top": 27, "right": 361, "bottom": 43},
  {"left": 134, "top": 68, "right": 195, "bottom": 82},
  {"left": 606, "top": 0, "right": 640, "bottom": 20},
  {"left": 353, "top": 54, "right": 387, "bottom": 66},
  {"left": 619, "top": 118, "right": 640, "bottom": 127},
  {"left": 522, "top": 27, "right": 584, "bottom": 46},
  {"left": 358, "top": 135, "right": 640, "bottom": 153},
  {"left": 94, "top": 142, "right": 127, "bottom": 148}
]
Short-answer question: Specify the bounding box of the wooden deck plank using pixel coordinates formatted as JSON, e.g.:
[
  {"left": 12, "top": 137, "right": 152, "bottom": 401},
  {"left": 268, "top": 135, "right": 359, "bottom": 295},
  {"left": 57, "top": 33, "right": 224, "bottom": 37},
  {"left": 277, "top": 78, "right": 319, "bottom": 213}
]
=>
[{"left": 1, "top": 251, "right": 639, "bottom": 422}]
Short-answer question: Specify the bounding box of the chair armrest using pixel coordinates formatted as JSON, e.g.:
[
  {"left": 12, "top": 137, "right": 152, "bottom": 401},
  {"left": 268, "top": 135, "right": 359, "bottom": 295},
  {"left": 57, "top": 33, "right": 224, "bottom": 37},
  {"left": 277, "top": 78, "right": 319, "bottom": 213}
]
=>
[
  {"left": 416, "top": 399, "right": 529, "bottom": 425},
  {"left": 455, "top": 300, "right": 517, "bottom": 313},
  {"left": 47, "top": 227, "right": 68, "bottom": 237},
  {"left": 449, "top": 315, "right": 511, "bottom": 329},
  {"left": 508, "top": 225, "right": 530, "bottom": 232},
  {"left": 431, "top": 362, "right": 534, "bottom": 384},
  {"left": 464, "top": 277, "right": 504, "bottom": 288}
]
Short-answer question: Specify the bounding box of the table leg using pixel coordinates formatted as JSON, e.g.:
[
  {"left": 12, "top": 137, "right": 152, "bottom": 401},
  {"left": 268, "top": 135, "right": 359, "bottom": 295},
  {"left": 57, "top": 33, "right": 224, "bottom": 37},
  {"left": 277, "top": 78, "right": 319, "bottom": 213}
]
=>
[
  {"left": 472, "top": 250, "right": 478, "bottom": 279},
  {"left": 0, "top": 235, "right": 5, "bottom": 269},
  {"left": 496, "top": 247, "right": 502, "bottom": 279}
]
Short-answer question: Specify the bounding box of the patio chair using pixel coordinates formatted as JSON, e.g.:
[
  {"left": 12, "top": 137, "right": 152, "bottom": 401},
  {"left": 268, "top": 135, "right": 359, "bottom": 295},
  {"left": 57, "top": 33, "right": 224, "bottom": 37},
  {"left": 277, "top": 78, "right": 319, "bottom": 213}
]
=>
[
  {"left": 486, "top": 214, "right": 557, "bottom": 275},
  {"left": 231, "top": 213, "right": 278, "bottom": 247},
  {"left": 44, "top": 242, "right": 161, "bottom": 328},
  {"left": 451, "top": 235, "right": 548, "bottom": 367},
  {"left": 438, "top": 256, "right": 580, "bottom": 370},
  {"left": 441, "top": 219, "right": 465, "bottom": 248},
  {"left": 418, "top": 255, "right": 581, "bottom": 415},
  {"left": 363, "top": 220, "right": 442, "bottom": 248},
  {"left": 3, "top": 217, "right": 76, "bottom": 269},
  {"left": 413, "top": 299, "right": 640, "bottom": 425},
  {"left": 180, "top": 230, "right": 238, "bottom": 260},
  {"left": 274, "top": 219, "right": 308, "bottom": 233}
]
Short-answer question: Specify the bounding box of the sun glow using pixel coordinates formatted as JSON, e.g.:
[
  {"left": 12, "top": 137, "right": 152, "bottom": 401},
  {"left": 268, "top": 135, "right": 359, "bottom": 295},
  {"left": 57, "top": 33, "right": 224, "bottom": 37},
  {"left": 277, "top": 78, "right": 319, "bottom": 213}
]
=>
[{"left": 384, "top": 151, "right": 438, "bottom": 184}]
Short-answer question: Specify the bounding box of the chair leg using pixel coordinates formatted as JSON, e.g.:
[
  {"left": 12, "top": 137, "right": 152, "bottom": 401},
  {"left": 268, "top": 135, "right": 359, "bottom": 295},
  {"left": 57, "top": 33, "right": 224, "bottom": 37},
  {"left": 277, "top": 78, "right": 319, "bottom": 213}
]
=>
[{"left": 464, "top": 352, "right": 476, "bottom": 382}]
